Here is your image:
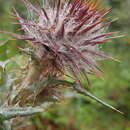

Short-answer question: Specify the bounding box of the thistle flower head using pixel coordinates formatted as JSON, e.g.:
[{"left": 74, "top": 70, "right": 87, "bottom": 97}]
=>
[{"left": 4, "top": 0, "right": 120, "bottom": 83}]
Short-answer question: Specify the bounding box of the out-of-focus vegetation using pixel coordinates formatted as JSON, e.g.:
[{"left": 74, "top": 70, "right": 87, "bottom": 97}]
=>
[{"left": 0, "top": 0, "right": 130, "bottom": 130}]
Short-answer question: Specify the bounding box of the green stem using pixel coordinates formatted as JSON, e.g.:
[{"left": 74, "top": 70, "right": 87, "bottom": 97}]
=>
[{"left": 0, "top": 106, "right": 47, "bottom": 130}]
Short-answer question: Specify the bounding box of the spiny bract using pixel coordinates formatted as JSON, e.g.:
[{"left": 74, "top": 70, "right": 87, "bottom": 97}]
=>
[{"left": 2, "top": 0, "right": 121, "bottom": 84}]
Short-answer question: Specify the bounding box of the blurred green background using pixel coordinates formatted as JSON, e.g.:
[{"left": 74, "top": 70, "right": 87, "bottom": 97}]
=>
[{"left": 0, "top": 0, "right": 130, "bottom": 130}]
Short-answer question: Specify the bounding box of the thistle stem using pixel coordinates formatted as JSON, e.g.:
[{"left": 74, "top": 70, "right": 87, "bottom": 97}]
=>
[{"left": 0, "top": 106, "right": 49, "bottom": 130}]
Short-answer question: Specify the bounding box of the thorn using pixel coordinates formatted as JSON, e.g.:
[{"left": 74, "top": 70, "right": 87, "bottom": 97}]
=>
[{"left": 74, "top": 83, "right": 124, "bottom": 115}]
